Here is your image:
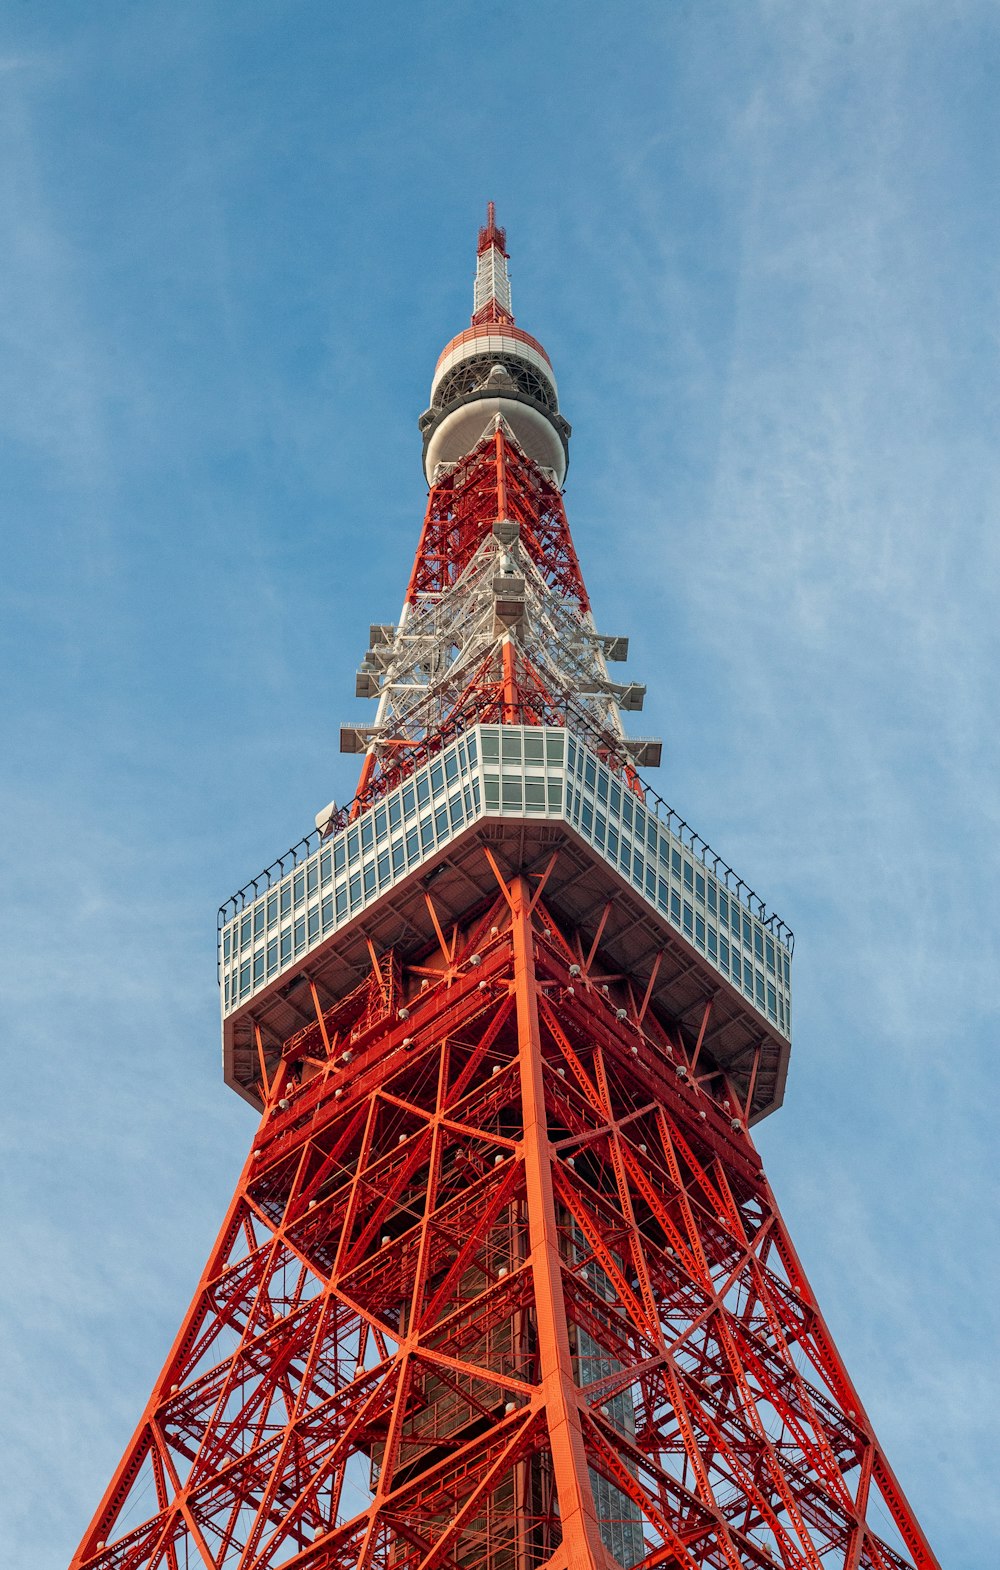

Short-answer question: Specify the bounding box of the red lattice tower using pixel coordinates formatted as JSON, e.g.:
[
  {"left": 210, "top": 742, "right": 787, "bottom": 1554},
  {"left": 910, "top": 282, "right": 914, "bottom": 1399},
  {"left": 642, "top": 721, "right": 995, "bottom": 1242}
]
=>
[{"left": 71, "top": 208, "right": 939, "bottom": 1570}]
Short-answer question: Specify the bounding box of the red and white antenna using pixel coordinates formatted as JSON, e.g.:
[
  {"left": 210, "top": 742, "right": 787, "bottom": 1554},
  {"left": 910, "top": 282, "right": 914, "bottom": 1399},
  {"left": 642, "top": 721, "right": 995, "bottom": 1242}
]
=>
[
  {"left": 342, "top": 211, "right": 657, "bottom": 811},
  {"left": 472, "top": 200, "right": 514, "bottom": 325}
]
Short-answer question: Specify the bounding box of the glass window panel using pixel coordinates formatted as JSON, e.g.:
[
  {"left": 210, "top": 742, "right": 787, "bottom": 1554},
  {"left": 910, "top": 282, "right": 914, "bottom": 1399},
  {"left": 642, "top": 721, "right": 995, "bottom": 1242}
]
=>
[
  {"left": 294, "top": 918, "right": 306, "bottom": 953},
  {"left": 280, "top": 931, "right": 292, "bottom": 964},
  {"left": 240, "top": 915, "right": 251, "bottom": 947},
  {"left": 485, "top": 777, "right": 500, "bottom": 810},
  {"left": 430, "top": 762, "right": 444, "bottom": 794},
  {"left": 308, "top": 909, "right": 319, "bottom": 940},
  {"left": 267, "top": 939, "right": 279, "bottom": 975},
  {"left": 670, "top": 891, "right": 681, "bottom": 921},
  {"left": 334, "top": 842, "right": 346, "bottom": 874},
  {"left": 524, "top": 779, "right": 545, "bottom": 811},
  {"left": 480, "top": 729, "right": 498, "bottom": 762},
  {"left": 524, "top": 730, "right": 543, "bottom": 763},
  {"left": 320, "top": 850, "right": 332, "bottom": 887},
  {"left": 695, "top": 872, "right": 705, "bottom": 901},
  {"left": 417, "top": 776, "right": 430, "bottom": 808},
  {"left": 293, "top": 871, "right": 305, "bottom": 905},
  {"left": 502, "top": 779, "right": 523, "bottom": 811},
  {"left": 374, "top": 807, "right": 387, "bottom": 838},
  {"left": 545, "top": 732, "right": 564, "bottom": 763},
  {"left": 267, "top": 892, "right": 278, "bottom": 926},
  {"left": 307, "top": 864, "right": 318, "bottom": 896},
  {"left": 502, "top": 730, "right": 522, "bottom": 763}
]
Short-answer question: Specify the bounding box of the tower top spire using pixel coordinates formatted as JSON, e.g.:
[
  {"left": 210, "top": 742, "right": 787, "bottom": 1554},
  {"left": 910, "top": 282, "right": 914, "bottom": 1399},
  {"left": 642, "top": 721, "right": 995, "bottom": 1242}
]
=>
[{"left": 472, "top": 200, "right": 514, "bottom": 326}]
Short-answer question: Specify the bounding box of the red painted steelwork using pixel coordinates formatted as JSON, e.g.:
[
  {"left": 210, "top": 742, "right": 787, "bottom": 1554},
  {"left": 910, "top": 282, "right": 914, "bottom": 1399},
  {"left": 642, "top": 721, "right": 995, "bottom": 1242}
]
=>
[
  {"left": 407, "top": 427, "right": 587, "bottom": 608},
  {"left": 71, "top": 871, "right": 940, "bottom": 1570}
]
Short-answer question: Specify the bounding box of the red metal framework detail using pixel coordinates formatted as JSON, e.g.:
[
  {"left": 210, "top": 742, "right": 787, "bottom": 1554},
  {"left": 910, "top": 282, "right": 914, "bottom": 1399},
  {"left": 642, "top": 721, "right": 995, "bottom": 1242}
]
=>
[
  {"left": 406, "top": 428, "right": 589, "bottom": 612},
  {"left": 72, "top": 863, "right": 939, "bottom": 1570}
]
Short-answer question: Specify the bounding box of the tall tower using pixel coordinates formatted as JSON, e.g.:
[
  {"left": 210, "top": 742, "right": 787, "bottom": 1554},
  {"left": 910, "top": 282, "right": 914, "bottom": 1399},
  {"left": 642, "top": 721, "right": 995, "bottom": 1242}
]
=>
[{"left": 72, "top": 210, "right": 939, "bottom": 1570}]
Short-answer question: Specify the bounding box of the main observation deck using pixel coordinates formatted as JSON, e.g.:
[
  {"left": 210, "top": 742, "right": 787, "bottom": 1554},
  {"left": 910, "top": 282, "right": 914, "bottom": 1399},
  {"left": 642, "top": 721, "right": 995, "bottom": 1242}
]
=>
[{"left": 218, "top": 727, "right": 793, "bottom": 1121}]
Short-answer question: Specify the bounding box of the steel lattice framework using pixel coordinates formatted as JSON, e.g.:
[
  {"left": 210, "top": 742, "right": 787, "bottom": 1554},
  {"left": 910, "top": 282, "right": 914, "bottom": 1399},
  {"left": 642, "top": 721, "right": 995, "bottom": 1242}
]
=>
[{"left": 71, "top": 210, "right": 939, "bottom": 1570}]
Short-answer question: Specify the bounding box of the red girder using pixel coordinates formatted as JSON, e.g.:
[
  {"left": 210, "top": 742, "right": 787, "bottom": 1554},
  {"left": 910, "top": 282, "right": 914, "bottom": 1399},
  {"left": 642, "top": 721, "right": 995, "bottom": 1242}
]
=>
[
  {"left": 406, "top": 428, "right": 588, "bottom": 610},
  {"left": 73, "top": 871, "right": 938, "bottom": 1570}
]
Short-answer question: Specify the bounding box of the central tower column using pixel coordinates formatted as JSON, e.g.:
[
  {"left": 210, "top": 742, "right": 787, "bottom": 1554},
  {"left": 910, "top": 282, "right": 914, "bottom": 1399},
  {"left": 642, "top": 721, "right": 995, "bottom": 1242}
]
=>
[{"left": 510, "top": 875, "right": 607, "bottom": 1570}]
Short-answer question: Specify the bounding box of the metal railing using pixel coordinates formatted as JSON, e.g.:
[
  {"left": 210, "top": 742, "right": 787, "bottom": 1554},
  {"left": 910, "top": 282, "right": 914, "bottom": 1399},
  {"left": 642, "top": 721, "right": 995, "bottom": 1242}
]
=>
[{"left": 218, "top": 718, "right": 793, "bottom": 953}]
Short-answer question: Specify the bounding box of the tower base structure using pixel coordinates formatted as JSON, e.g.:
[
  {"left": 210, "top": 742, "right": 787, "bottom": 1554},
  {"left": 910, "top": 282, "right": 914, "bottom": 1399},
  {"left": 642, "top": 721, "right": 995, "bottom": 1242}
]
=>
[{"left": 73, "top": 829, "right": 937, "bottom": 1570}]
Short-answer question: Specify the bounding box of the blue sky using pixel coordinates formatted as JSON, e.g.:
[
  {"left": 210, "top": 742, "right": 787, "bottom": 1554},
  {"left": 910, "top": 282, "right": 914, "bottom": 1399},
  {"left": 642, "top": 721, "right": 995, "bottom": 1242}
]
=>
[{"left": 0, "top": 3, "right": 997, "bottom": 1565}]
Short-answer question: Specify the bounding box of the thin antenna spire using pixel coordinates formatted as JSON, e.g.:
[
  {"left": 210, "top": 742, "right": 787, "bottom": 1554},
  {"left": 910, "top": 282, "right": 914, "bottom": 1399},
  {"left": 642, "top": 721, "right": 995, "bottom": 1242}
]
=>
[{"left": 472, "top": 200, "right": 514, "bottom": 325}]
